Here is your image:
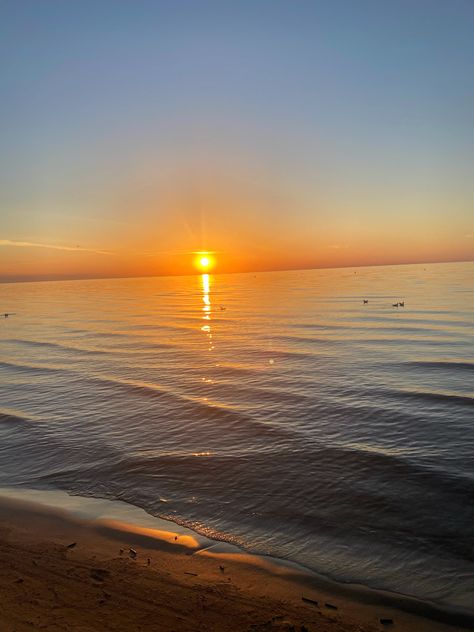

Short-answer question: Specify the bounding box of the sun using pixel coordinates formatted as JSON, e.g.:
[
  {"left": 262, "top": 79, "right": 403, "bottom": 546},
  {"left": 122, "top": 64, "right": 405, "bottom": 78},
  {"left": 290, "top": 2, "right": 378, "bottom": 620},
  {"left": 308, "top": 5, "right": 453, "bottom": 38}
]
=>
[{"left": 194, "top": 252, "right": 215, "bottom": 272}]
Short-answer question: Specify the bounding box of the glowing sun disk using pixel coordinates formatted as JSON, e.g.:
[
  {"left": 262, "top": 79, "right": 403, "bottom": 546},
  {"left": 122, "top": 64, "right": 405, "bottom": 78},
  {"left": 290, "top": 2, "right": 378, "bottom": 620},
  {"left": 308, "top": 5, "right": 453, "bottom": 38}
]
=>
[{"left": 194, "top": 253, "right": 215, "bottom": 271}]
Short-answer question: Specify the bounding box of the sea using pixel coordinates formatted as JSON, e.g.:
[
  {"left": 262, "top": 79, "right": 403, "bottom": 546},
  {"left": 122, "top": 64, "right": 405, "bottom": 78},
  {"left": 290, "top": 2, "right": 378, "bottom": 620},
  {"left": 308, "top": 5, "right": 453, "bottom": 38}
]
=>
[{"left": 0, "top": 261, "right": 473, "bottom": 617}]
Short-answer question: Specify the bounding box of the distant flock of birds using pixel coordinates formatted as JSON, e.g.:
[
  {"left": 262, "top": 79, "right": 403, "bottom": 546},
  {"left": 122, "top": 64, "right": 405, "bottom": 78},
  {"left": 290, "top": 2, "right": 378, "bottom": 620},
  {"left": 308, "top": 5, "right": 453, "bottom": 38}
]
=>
[
  {"left": 3, "top": 300, "right": 407, "bottom": 321},
  {"left": 363, "top": 300, "right": 404, "bottom": 307}
]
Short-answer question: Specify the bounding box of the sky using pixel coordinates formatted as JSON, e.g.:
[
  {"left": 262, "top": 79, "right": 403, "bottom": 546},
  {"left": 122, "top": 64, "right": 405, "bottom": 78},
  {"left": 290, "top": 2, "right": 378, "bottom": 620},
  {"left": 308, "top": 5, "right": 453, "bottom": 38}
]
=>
[{"left": 0, "top": 0, "right": 473, "bottom": 281}]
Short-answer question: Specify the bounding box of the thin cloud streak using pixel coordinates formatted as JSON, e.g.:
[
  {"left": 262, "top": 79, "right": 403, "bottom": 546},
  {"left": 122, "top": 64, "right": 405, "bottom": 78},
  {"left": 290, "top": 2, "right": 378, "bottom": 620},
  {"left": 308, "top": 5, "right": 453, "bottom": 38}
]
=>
[
  {"left": 0, "top": 239, "right": 112, "bottom": 256},
  {"left": 142, "top": 249, "right": 222, "bottom": 257}
]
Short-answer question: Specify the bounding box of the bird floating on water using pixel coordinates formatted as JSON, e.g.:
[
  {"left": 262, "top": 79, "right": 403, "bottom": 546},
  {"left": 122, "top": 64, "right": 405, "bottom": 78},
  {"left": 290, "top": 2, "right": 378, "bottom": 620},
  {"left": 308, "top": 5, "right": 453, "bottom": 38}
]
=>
[
  {"left": 3, "top": 313, "right": 16, "bottom": 318},
  {"left": 363, "top": 299, "right": 368, "bottom": 304}
]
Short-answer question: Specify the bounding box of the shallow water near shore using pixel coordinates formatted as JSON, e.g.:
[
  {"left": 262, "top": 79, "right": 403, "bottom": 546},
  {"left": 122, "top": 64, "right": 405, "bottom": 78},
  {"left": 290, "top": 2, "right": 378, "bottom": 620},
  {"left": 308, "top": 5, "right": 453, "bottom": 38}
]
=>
[{"left": 1, "top": 262, "right": 473, "bottom": 616}]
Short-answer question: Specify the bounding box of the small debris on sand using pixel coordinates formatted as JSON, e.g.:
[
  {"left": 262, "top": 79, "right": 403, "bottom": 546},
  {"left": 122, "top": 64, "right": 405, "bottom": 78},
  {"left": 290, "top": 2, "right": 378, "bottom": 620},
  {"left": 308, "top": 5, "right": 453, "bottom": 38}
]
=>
[
  {"left": 219, "top": 565, "right": 225, "bottom": 573},
  {"left": 325, "top": 602, "right": 338, "bottom": 610},
  {"left": 66, "top": 542, "right": 77, "bottom": 549},
  {"left": 147, "top": 558, "right": 151, "bottom": 566},
  {"left": 119, "top": 548, "right": 124, "bottom": 556},
  {"left": 380, "top": 618, "right": 394, "bottom": 626},
  {"left": 129, "top": 548, "right": 137, "bottom": 560},
  {"left": 302, "top": 596, "right": 318, "bottom": 606},
  {"left": 184, "top": 572, "right": 198, "bottom": 576},
  {"left": 90, "top": 568, "right": 110, "bottom": 582}
]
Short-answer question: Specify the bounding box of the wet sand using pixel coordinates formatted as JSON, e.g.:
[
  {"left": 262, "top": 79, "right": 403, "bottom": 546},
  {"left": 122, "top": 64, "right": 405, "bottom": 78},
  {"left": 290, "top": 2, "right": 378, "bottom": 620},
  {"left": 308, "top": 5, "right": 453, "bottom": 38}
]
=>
[{"left": 0, "top": 489, "right": 469, "bottom": 632}]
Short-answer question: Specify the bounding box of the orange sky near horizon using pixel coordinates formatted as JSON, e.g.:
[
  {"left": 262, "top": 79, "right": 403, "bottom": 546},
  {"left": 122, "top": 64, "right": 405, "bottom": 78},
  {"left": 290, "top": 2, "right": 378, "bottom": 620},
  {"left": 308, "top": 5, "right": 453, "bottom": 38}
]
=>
[
  {"left": 1, "top": 157, "right": 473, "bottom": 281},
  {"left": 1, "top": 149, "right": 473, "bottom": 282},
  {"left": 1, "top": 221, "right": 472, "bottom": 282}
]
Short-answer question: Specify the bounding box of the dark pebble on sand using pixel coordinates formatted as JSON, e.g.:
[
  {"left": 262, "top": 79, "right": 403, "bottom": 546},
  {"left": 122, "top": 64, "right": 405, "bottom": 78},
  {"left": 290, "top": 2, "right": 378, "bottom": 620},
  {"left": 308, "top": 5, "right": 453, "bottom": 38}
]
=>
[
  {"left": 302, "top": 596, "right": 318, "bottom": 606},
  {"left": 90, "top": 568, "right": 110, "bottom": 582}
]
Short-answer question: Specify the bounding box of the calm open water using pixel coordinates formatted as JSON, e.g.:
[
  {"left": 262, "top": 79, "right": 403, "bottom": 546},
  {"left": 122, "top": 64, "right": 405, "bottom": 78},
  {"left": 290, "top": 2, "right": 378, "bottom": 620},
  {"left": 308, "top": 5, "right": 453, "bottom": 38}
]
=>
[{"left": 0, "top": 262, "right": 473, "bottom": 614}]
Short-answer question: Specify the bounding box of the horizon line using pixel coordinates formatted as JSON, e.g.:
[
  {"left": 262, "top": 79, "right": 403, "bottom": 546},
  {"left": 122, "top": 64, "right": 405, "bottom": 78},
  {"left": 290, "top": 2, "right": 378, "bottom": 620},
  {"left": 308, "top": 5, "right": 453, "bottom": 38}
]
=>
[{"left": 1, "top": 256, "right": 473, "bottom": 285}]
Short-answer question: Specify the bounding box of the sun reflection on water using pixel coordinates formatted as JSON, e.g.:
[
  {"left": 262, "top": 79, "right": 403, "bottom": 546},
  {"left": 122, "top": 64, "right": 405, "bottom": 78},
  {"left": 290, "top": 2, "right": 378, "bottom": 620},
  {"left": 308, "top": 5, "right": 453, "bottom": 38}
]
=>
[{"left": 201, "top": 273, "right": 214, "bottom": 351}]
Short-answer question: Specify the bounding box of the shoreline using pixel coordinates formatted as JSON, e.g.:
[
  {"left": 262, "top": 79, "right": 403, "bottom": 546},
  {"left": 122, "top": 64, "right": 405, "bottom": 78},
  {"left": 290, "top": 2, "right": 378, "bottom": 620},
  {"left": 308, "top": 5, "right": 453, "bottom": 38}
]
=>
[{"left": 0, "top": 487, "right": 471, "bottom": 631}]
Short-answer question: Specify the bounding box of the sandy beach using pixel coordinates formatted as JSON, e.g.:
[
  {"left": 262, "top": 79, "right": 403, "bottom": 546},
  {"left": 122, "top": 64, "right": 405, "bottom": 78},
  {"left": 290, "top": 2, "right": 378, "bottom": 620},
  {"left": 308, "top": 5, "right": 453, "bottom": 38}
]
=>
[{"left": 0, "top": 489, "right": 470, "bottom": 632}]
